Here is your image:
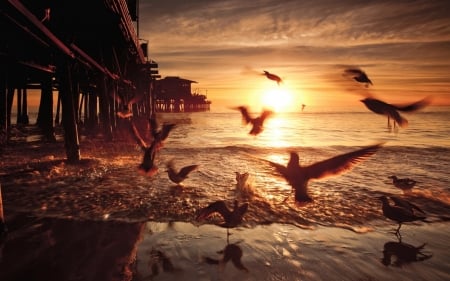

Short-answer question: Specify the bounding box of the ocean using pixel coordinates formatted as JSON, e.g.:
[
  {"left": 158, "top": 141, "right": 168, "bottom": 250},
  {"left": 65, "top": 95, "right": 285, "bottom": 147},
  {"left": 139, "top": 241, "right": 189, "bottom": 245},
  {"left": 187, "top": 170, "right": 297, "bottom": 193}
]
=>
[{"left": 2, "top": 106, "right": 450, "bottom": 280}]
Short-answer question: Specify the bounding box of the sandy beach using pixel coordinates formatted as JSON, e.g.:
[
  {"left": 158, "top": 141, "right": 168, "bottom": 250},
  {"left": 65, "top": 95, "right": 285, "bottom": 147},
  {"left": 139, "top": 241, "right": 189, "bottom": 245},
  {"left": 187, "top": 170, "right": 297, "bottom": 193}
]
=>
[{"left": 1, "top": 124, "right": 449, "bottom": 281}]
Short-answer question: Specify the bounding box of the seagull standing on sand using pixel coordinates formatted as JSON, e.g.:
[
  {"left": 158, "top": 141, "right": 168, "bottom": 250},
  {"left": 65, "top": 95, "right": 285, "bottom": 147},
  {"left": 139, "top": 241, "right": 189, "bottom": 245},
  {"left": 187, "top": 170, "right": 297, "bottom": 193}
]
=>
[
  {"left": 263, "top": 70, "right": 282, "bottom": 85},
  {"left": 378, "top": 195, "right": 426, "bottom": 238},
  {"left": 360, "top": 97, "right": 431, "bottom": 128},
  {"left": 344, "top": 68, "right": 373, "bottom": 87},
  {"left": 166, "top": 159, "right": 198, "bottom": 186},
  {"left": 266, "top": 143, "right": 383, "bottom": 204},
  {"left": 235, "top": 106, "right": 273, "bottom": 136},
  {"left": 388, "top": 176, "right": 417, "bottom": 192},
  {"left": 390, "top": 196, "right": 425, "bottom": 215}
]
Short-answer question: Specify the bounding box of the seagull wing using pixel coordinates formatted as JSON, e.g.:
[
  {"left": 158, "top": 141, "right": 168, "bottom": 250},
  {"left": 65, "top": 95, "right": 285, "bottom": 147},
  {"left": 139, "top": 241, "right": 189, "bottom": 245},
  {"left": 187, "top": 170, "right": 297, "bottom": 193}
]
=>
[
  {"left": 196, "top": 201, "right": 231, "bottom": 221},
  {"left": 392, "top": 97, "right": 431, "bottom": 112},
  {"left": 391, "top": 196, "right": 425, "bottom": 214},
  {"left": 178, "top": 164, "right": 199, "bottom": 178},
  {"left": 260, "top": 109, "right": 274, "bottom": 122},
  {"left": 129, "top": 120, "right": 148, "bottom": 150},
  {"left": 158, "top": 123, "right": 176, "bottom": 141},
  {"left": 305, "top": 143, "right": 383, "bottom": 180},
  {"left": 237, "top": 106, "right": 252, "bottom": 124}
]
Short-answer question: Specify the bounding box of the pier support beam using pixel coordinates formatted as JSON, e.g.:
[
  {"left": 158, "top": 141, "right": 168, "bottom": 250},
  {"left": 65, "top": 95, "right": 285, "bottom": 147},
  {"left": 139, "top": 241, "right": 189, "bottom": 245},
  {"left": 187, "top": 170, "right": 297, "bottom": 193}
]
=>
[{"left": 59, "top": 61, "right": 80, "bottom": 162}]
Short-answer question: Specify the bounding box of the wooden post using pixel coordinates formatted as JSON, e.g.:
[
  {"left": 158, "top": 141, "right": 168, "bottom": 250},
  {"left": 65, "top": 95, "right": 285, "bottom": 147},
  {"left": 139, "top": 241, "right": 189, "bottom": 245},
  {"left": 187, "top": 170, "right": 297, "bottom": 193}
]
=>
[
  {"left": 59, "top": 61, "right": 80, "bottom": 162},
  {"left": 36, "top": 76, "right": 56, "bottom": 141}
]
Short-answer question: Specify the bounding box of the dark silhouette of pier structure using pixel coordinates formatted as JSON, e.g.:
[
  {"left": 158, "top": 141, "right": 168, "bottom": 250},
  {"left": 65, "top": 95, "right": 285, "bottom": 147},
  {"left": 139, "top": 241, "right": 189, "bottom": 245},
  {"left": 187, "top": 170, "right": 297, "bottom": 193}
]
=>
[
  {"left": 153, "top": 76, "right": 211, "bottom": 113},
  {"left": 0, "top": 0, "right": 161, "bottom": 162}
]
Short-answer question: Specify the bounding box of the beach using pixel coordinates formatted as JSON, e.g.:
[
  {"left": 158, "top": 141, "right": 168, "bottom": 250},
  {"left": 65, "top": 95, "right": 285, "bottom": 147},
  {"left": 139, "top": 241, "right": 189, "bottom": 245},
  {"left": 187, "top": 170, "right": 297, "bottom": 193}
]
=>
[{"left": 1, "top": 110, "right": 450, "bottom": 280}]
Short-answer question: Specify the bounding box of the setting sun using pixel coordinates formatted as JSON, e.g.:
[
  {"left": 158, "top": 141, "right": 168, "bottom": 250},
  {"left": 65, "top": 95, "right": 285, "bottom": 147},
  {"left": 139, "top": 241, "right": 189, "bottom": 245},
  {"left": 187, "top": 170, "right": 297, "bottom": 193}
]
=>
[{"left": 261, "top": 86, "right": 294, "bottom": 112}]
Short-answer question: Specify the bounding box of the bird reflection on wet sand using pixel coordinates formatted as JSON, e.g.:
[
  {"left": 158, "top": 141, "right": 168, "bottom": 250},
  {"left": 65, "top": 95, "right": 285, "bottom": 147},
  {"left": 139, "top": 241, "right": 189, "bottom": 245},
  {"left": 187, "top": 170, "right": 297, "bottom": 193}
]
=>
[
  {"left": 382, "top": 240, "right": 432, "bottom": 267},
  {"left": 147, "top": 249, "right": 180, "bottom": 278},
  {"left": 204, "top": 242, "right": 249, "bottom": 273},
  {"left": 265, "top": 143, "right": 383, "bottom": 204}
]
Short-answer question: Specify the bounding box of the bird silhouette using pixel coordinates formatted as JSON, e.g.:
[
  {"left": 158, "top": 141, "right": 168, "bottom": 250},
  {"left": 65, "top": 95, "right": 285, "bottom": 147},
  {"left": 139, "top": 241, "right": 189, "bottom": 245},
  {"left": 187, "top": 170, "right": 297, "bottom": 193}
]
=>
[
  {"left": 344, "top": 68, "right": 373, "bottom": 87},
  {"left": 388, "top": 176, "right": 417, "bottom": 192},
  {"left": 129, "top": 120, "right": 159, "bottom": 176},
  {"left": 166, "top": 159, "right": 198, "bottom": 185},
  {"left": 263, "top": 70, "right": 282, "bottom": 85},
  {"left": 196, "top": 200, "right": 248, "bottom": 229},
  {"left": 149, "top": 115, "right": 176, "bottom": 150},
  {"left": 390, "top": 196, "right": 425, "bottom": 215},
  {"left": 112, "top": 80, "right": 142, "bottom": 119},
  {"left": 204, "top": 243, "right": 249, "bottom": 272},
  {"left": 266, "top": 143, "right": 383, "bottom": 204},
  {"left": 379, "top": 195, "right": 426, "bottom": 238},
  {"left": 360, "top": 97, "right": 431, "bottom": 128},
  {"left": 235, "top": 106, "right": 273, "bottom": 136}
]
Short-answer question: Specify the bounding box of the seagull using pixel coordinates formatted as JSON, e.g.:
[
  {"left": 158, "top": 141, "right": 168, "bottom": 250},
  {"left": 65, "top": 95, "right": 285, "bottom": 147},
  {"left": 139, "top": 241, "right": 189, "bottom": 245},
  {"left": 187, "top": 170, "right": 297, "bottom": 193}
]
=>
[
  {"left": 263, "top": 70, "right": 282, "bottom": 85},
  {"left": 235, "top": 106, "right": 273, "bottom": 136},
  {"left": 390, "top": 196, "right": 425, "bottom": 215},
  {"left": 112, "top": 81, "right": 142, "bottom": 119},
  {"left": 166, "top": 159, "right": 198, "bottom": 185},
  {"left": 266, "top": 143, "right": 383, "bottom": 204},
  {"left": 360, "top": 97, "right": 431, "bottom": 128},
  {"left": 129, "top": 120, "right": 159, "bottom": 176},
  {"left": 204, "top": 243, "right": 249, "bottom": 272},
  {"left": 196, "top": 200, "right": 248, "bottom": 230},
  {"left": 388, "top": 176, "right": 417, "bottom": 192},
  {"left": 378, "top": 195, "right": 426, "bottom": 238},
  {"left": 344, "top": 68, "right": 373, "bottom": 87},
  {"left": 149, "top": 115, "right": 176, "bottom": 150}
]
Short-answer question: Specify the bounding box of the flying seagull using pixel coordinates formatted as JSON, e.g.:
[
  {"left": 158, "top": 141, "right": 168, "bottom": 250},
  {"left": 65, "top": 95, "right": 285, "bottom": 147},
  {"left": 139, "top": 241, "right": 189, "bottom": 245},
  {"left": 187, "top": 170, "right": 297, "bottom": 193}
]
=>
[
  {"left": 235, "top": 106, "right": 273, "bottom": 136},
  {"left": 344, "top": 68, "right": 373, "bottom": 87},
  {"left": 360, "top": 97, "right": 431, "bottom": 128},
  {"left": 149, "top": 115, "right": 176, "bottom": 150},
  {"left": 166, "top": 159, "right": 198, "bottom": 185},
  {"left": 266, "top": 143, "right": 383, "bottom": 204},
  {"left": 263, "top": 70, "right": 282, "bottom": 85},
  {"left": 196, "top": 200, "right": 248, "bottom": 230},
  {"left": 129, "top": 121, "right": 159, "bottom": 176}
]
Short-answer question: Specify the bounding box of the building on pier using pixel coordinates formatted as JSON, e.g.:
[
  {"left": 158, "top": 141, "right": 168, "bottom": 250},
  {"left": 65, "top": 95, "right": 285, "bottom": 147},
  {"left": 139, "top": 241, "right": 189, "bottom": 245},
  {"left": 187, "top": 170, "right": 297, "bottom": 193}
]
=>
[{"left": 153, "top": 76, "right": 211, "bottom": 113}]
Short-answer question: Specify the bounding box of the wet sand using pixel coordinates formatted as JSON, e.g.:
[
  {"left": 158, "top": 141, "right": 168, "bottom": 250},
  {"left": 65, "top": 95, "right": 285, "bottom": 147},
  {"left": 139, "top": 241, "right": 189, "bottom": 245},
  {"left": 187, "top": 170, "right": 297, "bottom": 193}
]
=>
[{"left": 0, "top": 213, "right": 449, "bottom": 281}]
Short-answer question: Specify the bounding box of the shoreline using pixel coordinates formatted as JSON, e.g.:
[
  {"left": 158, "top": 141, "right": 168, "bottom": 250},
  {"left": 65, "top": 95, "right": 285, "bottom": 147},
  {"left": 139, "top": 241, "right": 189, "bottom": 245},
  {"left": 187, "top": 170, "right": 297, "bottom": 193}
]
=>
[{"left": 1, "top": 211, "right": 449, "bottom": 281}]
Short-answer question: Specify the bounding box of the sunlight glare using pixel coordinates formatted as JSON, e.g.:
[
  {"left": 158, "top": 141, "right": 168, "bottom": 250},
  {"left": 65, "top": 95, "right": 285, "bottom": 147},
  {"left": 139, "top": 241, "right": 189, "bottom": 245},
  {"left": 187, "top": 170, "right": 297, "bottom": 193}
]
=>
[{"left": 261, "top": 86, "right": 294, "bottom": 112}]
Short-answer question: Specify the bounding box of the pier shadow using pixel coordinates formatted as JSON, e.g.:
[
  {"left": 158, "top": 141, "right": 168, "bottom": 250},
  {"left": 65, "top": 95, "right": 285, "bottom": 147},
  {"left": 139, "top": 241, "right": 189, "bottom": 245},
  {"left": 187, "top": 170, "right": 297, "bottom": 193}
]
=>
[{"left": 0, "top": 212, "right": 145, "bottom": 281}]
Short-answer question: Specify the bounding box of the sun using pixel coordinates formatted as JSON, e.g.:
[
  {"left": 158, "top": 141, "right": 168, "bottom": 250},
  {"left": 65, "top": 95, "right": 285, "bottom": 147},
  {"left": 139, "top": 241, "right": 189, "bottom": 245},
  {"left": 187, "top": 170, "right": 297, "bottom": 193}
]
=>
[{"left": 261, "top": 86, "right": 294, "bottom": 112}]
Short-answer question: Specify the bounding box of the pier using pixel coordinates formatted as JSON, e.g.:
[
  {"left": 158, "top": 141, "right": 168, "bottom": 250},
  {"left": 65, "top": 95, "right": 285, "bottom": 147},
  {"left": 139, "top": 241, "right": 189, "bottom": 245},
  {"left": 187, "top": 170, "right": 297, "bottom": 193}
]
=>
[{"left": 0, "top": 0, "right": 211, "bottom": 162}]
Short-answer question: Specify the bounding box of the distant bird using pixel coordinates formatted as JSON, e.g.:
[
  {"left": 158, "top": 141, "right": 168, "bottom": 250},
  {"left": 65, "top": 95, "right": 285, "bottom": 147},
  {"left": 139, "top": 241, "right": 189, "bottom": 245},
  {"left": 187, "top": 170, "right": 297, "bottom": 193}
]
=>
[
  {"left": 360, "top": 97, "right": 431, "bottom": 128},
  {"left": 166, "top": 159, "right": 198, "bottom": 185},
  {"left": 196, "top": 200, "right": 249, "bottom": 230},
  {"left": 235, "top": 106, "right": 273, "bottom": 136},
  {"left": 379, "top": 195, "right": 426, "bottom": 237},
  {"left": 301, "top": 104, "right": 306, "bottom": 112},
  {"left": 129, "top": 121, "right": 159, "bottom": 176},
  {"left": 388, "top": 176, "right": 417, "bottom": 192},
  {"left": 204, "top": 243, "right": 249, "bottom": 272},
  {"left": 149, "top": 115, "right": 176, "bottom": 150},
  {"left": 390, "top": 196, "right": 425, "bottom": 215},
  {"left": 266, "top": 143, "right": 383, "bottom": 204},
  {"left": 344, "top": 68, "right": 373, "bottom": 87},
  {"left": 263, "top": 70, "right": 282, "bottom": 85}
]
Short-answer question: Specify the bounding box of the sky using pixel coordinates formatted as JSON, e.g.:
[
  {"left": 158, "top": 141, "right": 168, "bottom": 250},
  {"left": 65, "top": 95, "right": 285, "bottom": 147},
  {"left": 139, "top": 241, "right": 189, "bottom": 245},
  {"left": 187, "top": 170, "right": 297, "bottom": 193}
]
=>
[{"left": 137, "top": 0, "right": 450, "bottom": 112}]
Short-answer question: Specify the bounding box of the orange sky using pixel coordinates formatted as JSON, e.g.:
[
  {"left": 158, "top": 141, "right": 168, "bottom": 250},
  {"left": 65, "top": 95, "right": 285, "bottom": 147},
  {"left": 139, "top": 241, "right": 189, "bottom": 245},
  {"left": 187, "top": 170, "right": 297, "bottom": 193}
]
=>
[{"left": 137, "top": 0, "right": 450, "bottom": 112}]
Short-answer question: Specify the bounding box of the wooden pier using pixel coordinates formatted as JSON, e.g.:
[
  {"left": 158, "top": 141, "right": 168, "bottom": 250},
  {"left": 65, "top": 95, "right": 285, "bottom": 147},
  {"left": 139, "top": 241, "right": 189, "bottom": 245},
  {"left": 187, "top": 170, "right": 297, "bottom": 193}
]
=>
[{"left": 0, "top": 0, "right": 159, "bottom": 161}]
